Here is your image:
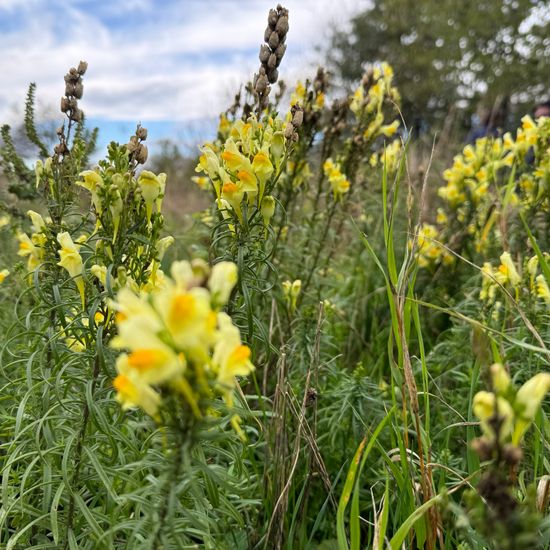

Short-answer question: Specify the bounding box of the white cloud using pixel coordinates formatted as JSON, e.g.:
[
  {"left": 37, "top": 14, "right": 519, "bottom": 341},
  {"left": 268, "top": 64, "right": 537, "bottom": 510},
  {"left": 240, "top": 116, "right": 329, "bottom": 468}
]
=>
[{"left": 0, "top": 0, "right": 368, "bottom": 125}]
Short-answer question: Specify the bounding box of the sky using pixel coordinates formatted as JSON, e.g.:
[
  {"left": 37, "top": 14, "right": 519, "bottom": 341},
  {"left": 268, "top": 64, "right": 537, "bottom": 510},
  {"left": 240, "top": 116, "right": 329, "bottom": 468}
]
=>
[{"left": 0, "top": 0, "right": 368, "bottom": 155}]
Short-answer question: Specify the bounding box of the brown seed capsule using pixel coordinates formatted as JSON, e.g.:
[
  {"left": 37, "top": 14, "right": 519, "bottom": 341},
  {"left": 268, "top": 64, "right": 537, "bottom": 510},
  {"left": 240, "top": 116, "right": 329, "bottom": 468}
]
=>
[
  {"left": 255, "top": 73, "right": 269, "bottom": 94},
  {"left": 69, "top": 67, "right": 78, "bottom": 77},
  {"left": 275, "top": 42, "right": 286, "bottom": 60},
  {"left": 268, "top": 31, "right": 280, "bottom": 49},
  {"left": 135, "top": 143, "right": 148, "bottom": 164},
  {"left": 74, "top": 82, "right": 84, "bottom": 99},
  {"left": 291, "top": 109, "right": 303, "bottom": 128},
  {"left": 126, "top": 140, "right": 138, "bottom": 154},
  {"left": 268, "top": 9, "right": 278, "bottom": 27},
  {"left": 70, "top": 108, "right": 83, "bottom": 122},
  {"left": 275, "top": 15, "right": 289, "bottom": 35},
  {"left": 470, "top": 437, "right": 493, "bottom": 461},
  {"left": 264, "top": 26, "right": 272, "bottom": 42},
  {"left": 136, "top": 126, "right": 148, "bottom": 140},
  {"left": 502, "top": 444, "right": 523, "bottom": 466},
  {"left": 65, "top": 83, "right": 75, "bottom": 96},
  {"left": 259, "top": 44, "right": 271, "bottom": 63},
  {"left": 267, "top": 68, "right": 278, "bottom": 84},
  {"left": 56, "top": 126, "right": 64, "bottom": 136},
  {"left": 267, "top": 53, "right": 277, "bottom": 70},
  {"left": 77, "top": 61, "right": 88, "bottom": 75},
  {"left": 60, "top": 97, "right": 70, "bottom": 112},
  {"left": 284, "top": 124, "right": 294, "bottom": 139}
]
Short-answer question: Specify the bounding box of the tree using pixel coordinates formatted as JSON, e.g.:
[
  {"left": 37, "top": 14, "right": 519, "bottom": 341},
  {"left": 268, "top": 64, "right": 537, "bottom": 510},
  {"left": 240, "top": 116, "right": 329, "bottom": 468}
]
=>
[{"left": 330, "top": 0, "right": 550, "bottom": 129}]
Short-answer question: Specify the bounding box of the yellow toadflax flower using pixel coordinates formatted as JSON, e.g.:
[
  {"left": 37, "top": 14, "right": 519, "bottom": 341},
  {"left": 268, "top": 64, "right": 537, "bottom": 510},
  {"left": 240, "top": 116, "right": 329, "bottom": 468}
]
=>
[
  {"left": 0, "top": 269, "right": 9, "bottom": 283},
  {"left": 513, "top": 373, "right": 550, "bottom": 444},
  {"left": 77, "top": 170, "right": 104, "bottom": 215},
  {"left": 57, "top": 232, "right": 85, "bottom": 306},
  {"left": 323, "top": 158, "right": 350, "bottom": 200},
  {"left": 208, "top": 261, "right": 238, "bottom": 308},
  {"left": 535, "top": 274, "right": 550, "bottom": 305},
  {"left": 110, "top": 259, "right": 253, "bottom": 433},
  {"left": 473, "top": 390, "right": 514, "bottom": 443},
  {"left": 138, "top": 170, "right": 166, "bottom": 222}
]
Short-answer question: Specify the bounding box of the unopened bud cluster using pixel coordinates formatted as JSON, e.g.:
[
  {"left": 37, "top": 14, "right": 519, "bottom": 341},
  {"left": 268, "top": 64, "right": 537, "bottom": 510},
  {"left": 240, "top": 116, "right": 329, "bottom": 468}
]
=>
[
  {"left": 253, "top": 4, "right": 289, "bottom": 112},
  {"left": 126, "top": 125, "right": 149, "bottom": 165},
  {"left": 60, "top": 61, "right": 87, "bottom": 123}
]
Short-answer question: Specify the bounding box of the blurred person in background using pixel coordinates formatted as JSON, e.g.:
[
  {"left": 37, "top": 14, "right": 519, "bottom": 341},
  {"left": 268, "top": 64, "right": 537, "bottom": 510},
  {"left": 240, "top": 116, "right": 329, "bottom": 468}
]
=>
[{"left": 534, "top": 100, "right": 550, "bottom": 119}]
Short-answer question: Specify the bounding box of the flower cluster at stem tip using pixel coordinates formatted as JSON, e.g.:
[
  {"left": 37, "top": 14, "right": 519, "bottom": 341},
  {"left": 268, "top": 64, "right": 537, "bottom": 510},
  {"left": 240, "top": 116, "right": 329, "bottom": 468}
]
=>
[
  {"left": 110, "top": 259, "right": 254, "bottom": 436},
  {"left": 473, "top": 363, "right": 550, "bottom": 451}
]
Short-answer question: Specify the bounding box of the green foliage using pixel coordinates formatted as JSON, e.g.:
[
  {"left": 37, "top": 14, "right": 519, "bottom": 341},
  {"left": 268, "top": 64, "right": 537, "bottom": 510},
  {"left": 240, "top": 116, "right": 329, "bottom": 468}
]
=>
[{"left": 1, "top": 5, "right": 550, "bottom": 550}]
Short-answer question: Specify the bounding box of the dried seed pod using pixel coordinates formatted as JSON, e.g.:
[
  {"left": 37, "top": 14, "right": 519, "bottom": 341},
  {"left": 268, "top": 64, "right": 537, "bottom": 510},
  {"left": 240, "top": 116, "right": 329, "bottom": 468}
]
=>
[
  {"left": 502, "top": 444, "right": 523, "bottom": 466},
  {"left": 267, "top": 53, "right": 277, "bottom": 70},
  {"left": 284, "top": 124, "right": 294, "bottom": 139},
  {"left": 255, "top": 73, "right": 269, "bottom": 94},
  {"left": 74, "top": 82, "right": 84, "bottom": 99},
  {"left": 268, "top": 8, "right": 278, "bottom": 27},
  {"left": 136, "top": 126, "right": 148, "bottom": 140},
  {"left": 77, "top": 60, "right": 88, "bottom": 75},
  {"left": 54, "top": 142, "right": 68, "bottom": 155},
  {"left": 264, "top": 26, "right": 272, "bottom": 42},
  {"left": 275, "top": 15, "right": 289, "bottom": 35},
  {"left": 56, "top": 126, "right": 64, "bottom": 136},
  {"left": 259, "top": 44, "right": 271, "bottom": 63},
  {"left": 291, "top": 107, "right": 303, "bottom": 128},
  {"left": 126, "top": 140, "right": 138, "bottom": 154},
  {"left": 470, "top": 437, "right": 493, "bottom": 461},
  {"left": 135, "top": 144, "right": 148, "bottom": 164},
  {"left": 65, "top": 83, "right": 75, "bottom": 96},
  {"left": 70, "top": 108, "right": 83, "bottom": 122},
  {"left": 267, "top": 68, "right": 278, "bottom": 84},
  {"left": 275, "top": 43, "right": 286, "bottom": 61},
  {"left": 268, "top": 31, "right": 279, "bottom": 49},
  {"left": 536, "top": 475, "right": 550, "bottom": 512},
  {"left": 60, "top": 97, "right": 70, "bottom": 112}
]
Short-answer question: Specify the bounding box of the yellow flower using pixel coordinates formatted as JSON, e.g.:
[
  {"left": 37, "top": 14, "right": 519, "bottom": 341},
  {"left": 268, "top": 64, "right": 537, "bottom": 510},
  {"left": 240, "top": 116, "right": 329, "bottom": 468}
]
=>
[
  {"left": 208, "top": 261, "right": 238, "bottom": 308},
  {"left": 113, "top": 362, "right": 161, "bottom": 418},
  {"left": 513, "top": 372, "right": 550, "bottom": 444},
  {"left": 77, "top": 170, "right": 104, "bottom": 214},
  {"left": 221, "top": 139, "right": 252, "bottom": 174},
  {"left": 110, "top": 189, "right": 123, "bottom": 242},
  {"left": 380, "top": 120, "right": 399, "bottom": 138},
  {"left": 260, "top": 195, "right": 276, "bottom": 227},
  {"left": 498, "top": 251, "right": 521, "bottom": 287},
  {"left": 17, "top": 232, "right": 43, "bottom": 273},
  {"left": 0, "top": 269, "right": 9, "bottom": 283},
  {"left": 473, "top": 390, "right": 514, "bottom": 443},
  {"left": 252, "top": 149, "right": 274, "bottom": 195},
  {"left": 536, "top": 274, "right": 550, "bottom": 304},
  {"left": 323, "top": 158, "right": 350, "bottom": 200},
  {"left": 138, "top": 170, "right": 165, "bottom": 222},
  {"left": 57, "top": 232, "right": 85, "bottom": 305},
  {"left": 490, "top": 363, "right": 511, "bottom": 395},
  {"left": 213, "top": 312, "right": 254, "bottom": 389},
  {"left": 27, "top": 210, "right": 46, "bottom": 233}
]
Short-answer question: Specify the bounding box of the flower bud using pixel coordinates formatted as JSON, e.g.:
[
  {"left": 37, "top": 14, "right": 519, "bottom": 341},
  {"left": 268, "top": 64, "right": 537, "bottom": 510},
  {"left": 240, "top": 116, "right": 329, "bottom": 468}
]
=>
[
  {"left": 208, "top": 261, "right": 238, "bottom": 307},
  {"left": 490, "top": 363, "right": 511, "bottom": 395},
  {"left": 261, "top": 195, "right": 276, "bottom": 226}
]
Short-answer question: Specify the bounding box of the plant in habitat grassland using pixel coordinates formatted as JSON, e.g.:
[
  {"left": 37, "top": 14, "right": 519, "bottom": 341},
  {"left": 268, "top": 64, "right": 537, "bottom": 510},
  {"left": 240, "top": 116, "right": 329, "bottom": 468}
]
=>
[{"left": 0, "top": 3, "right": 549, "bottom": 550}]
